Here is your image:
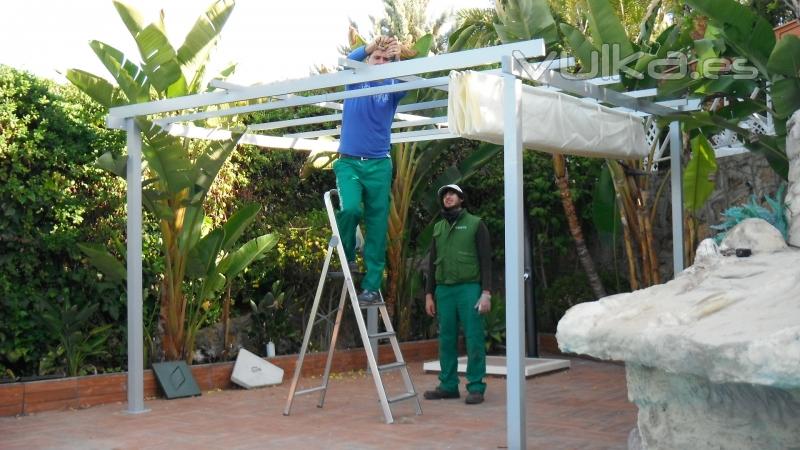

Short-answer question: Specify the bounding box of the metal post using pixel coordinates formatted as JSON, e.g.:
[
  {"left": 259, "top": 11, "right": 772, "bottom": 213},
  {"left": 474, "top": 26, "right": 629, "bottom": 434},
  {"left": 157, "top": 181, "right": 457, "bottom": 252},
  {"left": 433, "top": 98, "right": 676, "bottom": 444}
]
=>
[
  {"left": 669, "top": 121, "right": 685, "bottom": 276},
  {"left": 125, "top": 118, "right": 146, "bottom": 414},
  {"left": 502, "top": 55, "right": 526, "bottom": 450},
  {"left": 523, "top": 215, "right": 538, "bottom": 358}
]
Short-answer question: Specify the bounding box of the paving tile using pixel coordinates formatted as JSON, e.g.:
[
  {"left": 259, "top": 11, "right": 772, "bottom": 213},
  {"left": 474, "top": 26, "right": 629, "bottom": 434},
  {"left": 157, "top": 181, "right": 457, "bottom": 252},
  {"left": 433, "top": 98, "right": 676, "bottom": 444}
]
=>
[{"left": 0, "top": 355, "right": 636, "bottom": 449}]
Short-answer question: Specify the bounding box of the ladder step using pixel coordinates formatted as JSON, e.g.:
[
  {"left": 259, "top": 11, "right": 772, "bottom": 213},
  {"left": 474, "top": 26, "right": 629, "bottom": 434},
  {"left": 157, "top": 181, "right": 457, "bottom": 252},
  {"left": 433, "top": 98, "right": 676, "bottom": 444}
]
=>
[
  {"left": 359, "top": 301, "right": 386, "bottom": 309},
  {"left": 368, "top": 331, "right": 395, "bottom": 340},
  {"left": 327, "top": 271, "right": 363, "bottom": 280},
  {"left": 378, "top": 361, "right": 406, "bottom": 372},
  {"left": 387, "top": 391, "right": 418, "bottom": 404},
  {"left": 295, "top": 386, "right": 326, "bottom": 396}
]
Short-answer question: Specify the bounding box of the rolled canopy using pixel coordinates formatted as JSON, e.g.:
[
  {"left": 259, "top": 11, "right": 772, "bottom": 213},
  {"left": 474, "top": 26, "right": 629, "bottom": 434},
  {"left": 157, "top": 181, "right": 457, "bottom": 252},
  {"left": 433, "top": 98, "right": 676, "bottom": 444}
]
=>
[{"left": 447, "top": 71, "right": 648, "bottom": 159}]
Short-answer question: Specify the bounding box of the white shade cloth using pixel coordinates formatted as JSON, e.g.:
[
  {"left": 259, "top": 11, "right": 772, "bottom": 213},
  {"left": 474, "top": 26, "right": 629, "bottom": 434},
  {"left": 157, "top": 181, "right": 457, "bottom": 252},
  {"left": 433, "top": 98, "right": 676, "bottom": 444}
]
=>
[{"left": 447, "top": 70, "right": 648, "bottom": 159}]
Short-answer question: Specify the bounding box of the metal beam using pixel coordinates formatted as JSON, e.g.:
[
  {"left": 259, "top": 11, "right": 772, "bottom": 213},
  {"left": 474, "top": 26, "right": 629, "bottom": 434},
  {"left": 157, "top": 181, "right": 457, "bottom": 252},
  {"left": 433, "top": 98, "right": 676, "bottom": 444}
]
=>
[
  {"left": 155, "top": 76, "right": 448, "bottom": 128},
  {"left": 390, "top": 129, "right": 455, "bottom": 143},
  {"left": 669, "top": 121, "right": 685, "bottom": 275},
  {"left": 166, "top": 124, "right": 339, "bottom": 152},
  {"left": 108, "top": 39, "right": 546, "bottom": 120},
  {"left": 513, "top": 58, "right": 680, "bottom": 117},
  {"left": 283, "top": 116, "right": 447, "bottom": 139}
]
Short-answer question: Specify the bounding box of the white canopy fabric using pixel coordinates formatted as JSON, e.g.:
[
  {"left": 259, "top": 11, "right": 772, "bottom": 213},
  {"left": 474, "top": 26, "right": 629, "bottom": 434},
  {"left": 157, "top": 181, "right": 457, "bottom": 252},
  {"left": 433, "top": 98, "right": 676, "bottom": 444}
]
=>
[{"left": 447, "top": 70, "right": 648, "bottom": 159}]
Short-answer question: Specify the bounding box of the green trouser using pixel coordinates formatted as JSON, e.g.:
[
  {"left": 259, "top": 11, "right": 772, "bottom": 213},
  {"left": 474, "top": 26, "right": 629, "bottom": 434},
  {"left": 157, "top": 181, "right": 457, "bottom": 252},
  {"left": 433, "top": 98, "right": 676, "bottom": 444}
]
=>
[
  {"left": 333, "top": 157, "right": 392, "bottom": 292},
  {"left": 435, "top": 282, "right": 486, "bottom": 394}
]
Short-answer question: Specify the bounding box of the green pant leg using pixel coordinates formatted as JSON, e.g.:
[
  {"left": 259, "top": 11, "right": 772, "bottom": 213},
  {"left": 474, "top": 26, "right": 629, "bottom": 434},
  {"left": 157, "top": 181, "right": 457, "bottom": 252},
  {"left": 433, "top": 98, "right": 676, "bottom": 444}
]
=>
[
  {"left": 435, "top": 285, "right": 460, "bottom": 393},
  {"left": 358, "top": 158, "right": 392, "bottom": 292},
  {"left": 456, "top": 282, "right": 486, "bottom": 394},
  {"left": 333, "top": 158, "right": 362, "bottom": 263}
]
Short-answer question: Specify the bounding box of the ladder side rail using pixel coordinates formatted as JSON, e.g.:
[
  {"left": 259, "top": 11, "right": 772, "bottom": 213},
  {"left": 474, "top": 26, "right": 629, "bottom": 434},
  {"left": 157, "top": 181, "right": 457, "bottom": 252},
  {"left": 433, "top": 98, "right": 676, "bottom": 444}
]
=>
[
  {"left": 317, "top": 282, "right": 350, "bottom": 408},
  {"left": 283, "top": 244, "right": 336, "bottom": 416},
  {"left": 377, "top": 301, "right": 423, "bottom": 416}
]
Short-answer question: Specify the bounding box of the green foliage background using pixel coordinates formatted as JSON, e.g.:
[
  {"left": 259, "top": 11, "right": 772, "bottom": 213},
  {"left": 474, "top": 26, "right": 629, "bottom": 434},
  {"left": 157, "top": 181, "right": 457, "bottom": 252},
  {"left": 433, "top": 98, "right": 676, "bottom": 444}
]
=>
[
  {"left": 0, "top": 66, "right": 338, "bottom": 377},
  {"left": 0, "top": 65, "right": 134, "bottom": 377}
]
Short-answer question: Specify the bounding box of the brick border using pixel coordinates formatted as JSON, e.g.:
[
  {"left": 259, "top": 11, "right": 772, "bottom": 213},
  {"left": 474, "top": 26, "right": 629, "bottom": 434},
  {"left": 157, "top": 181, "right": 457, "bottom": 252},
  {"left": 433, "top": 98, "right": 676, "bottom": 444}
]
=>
[
  {"left": 0, "top": 334, "right": 563, "bottom": 416},
  {"left": 0, "top": 338, "right": 439, "bottom": 417}
]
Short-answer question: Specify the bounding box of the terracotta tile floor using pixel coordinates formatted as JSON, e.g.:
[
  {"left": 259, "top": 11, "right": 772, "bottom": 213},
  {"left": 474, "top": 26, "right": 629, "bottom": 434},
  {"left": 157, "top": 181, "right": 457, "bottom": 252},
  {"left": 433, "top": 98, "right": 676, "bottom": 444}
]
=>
[{"left": 0, "top": 355, "right": 636, "bottom": 449}]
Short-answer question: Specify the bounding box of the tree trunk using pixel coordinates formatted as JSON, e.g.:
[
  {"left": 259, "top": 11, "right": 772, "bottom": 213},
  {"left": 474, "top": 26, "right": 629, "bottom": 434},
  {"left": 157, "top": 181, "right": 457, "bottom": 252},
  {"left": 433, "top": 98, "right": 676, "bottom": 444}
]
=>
[{"left": 552, "top": 154, "right": 607, "bottom": 298}]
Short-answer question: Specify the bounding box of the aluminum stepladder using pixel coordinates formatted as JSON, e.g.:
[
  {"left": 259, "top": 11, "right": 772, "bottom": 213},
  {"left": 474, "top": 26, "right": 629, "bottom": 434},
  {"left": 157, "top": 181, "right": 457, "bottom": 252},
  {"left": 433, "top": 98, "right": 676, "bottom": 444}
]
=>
[{"left": 283, "top": 189, "right": 422, "bottom": 424}]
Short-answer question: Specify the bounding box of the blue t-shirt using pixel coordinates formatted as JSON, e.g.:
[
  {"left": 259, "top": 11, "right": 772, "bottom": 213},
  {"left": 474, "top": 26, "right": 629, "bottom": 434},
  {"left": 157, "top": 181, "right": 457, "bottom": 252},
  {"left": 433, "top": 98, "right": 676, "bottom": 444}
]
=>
[{"left": 338, "top": 46, "right": 406, "bottom": 158}]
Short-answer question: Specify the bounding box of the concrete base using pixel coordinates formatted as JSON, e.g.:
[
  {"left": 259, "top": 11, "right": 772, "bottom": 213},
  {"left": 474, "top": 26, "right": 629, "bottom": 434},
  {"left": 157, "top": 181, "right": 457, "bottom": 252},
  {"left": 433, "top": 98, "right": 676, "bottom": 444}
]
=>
[
  {"left": 231, "top": 349, "right": 284, "bottom": 389},
  {"left": 423, "top": 355, "right": 570, "bottom": 378}
]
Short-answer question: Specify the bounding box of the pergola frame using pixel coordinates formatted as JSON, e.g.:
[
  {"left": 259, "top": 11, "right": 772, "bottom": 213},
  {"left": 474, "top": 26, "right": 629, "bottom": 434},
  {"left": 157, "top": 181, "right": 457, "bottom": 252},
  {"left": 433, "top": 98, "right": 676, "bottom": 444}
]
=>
[{"left": 107, "top": 38, "right": 694, "bottom": 449}]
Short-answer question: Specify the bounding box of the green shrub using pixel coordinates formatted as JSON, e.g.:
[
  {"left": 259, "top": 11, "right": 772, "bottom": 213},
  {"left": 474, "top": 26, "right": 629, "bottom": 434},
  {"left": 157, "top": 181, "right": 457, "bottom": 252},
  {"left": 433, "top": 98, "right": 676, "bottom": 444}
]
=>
[{"left": 0, "top": 66, "right": 139, "bottom": 376}]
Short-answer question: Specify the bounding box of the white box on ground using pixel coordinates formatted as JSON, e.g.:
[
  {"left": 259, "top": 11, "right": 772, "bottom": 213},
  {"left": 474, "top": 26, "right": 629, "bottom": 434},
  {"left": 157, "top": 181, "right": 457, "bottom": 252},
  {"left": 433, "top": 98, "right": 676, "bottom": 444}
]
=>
[
  {"left": 231, "top": 348, "right": 284, "bottom": 389},
  {"left": 423, "top": 356, "right": 570, "bottom": 378}
]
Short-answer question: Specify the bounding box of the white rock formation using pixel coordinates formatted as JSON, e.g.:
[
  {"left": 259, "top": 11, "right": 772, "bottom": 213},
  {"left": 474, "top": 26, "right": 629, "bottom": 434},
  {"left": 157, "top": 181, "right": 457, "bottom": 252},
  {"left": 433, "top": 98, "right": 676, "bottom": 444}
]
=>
[
  {"left": 787, "top": 110, "right": 800, "bottom": 246},
  {"left": 719, "top": 217, "right": 787, "bottom": 254},
  {"left": 557, "top": 217, "right": 800, "bottom": 448}
]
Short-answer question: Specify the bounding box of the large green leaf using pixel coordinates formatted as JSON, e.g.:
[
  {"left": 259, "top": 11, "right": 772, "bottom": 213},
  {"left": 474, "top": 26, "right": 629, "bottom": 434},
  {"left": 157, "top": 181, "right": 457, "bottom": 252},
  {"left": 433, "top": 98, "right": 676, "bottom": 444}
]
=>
[
  {"left": 683, "top": 133, "right": 718, "bottom": 212},
  {"left": 592, "top": 163, "right": 619, "bottom": 234},
  {"left": 745, "top": 134, "right": 789, "bottom": 180},
  {"left": 186, "top": 228, "right": 224, "bottom": 278},
  {"left": 112, "top": 1, "right": 145, "bottom": 38},
  {"left": 178, "top": 204, "right": 205, "bottom": 252},
  {"left": 65, "top": 69, "right": 119, "bottom": 108},
  {"left": 221, "top": 203, "right": 261, "bottom": 252},
  {"left": 768, "top": 35, "right": 800, "bottom": 78},
  {"left": 772, "top": 77, "right": 800, "bottom": 119},
  {"left": 176, "top": 0, "right": 235, "bottom": 65},
  {"left": 96, "top": 151, "right": 128, "bottom": 178},
  {"left": 136, "top": 24, "right": 184, "bottom": 92},
  {"left": 77, "top": 243, "right": 126, "bottom": 284},
  {"left": 411, "top": 34, "right": 434, "bottom": 58},
  {"left": 199, "top": 272, "right": 227, "bottom": 302},
  {"left": 142, "top": 189, "right": 175, "bottom": 221},
  {"left": 194, "top": 133, "right": 243, "bottom": 192},
  {"left": 140, "top": 125, "right": 195, "bottom": 194},
  {"left": 586, "top": 0, "right": 635, "bottom": 60},
  {"left": 89, "top": 40, "right": 150, "bottom": 103},
  {"left": 217, "top": 234, "right": 278, "bottom": 279},
  {"left": 685, "top": 0, "right": 776, "bottom": 77},
  {"left": 559, "top": 23, "right": 598, "bottom": 73},
  {"left": 494, "top": 0, "right": 558, "bottom": 45}
]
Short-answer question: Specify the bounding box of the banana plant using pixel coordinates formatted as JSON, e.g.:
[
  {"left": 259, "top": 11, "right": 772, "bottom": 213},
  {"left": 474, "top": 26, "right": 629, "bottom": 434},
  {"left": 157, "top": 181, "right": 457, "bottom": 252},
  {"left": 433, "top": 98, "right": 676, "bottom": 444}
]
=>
[{"left": 68, "top": 0, "right": 278, "bottom": 363}]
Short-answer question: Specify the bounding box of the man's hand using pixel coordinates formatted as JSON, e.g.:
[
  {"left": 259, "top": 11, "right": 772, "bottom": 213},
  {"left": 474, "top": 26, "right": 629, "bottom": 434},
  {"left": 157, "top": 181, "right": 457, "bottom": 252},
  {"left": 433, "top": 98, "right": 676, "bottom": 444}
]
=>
[
  {"left": 425, "top": 293, "right": 436, "bottom": 317},
  {"left": 366, "top": 36, "right": 397, "bottom": 55},
  {"left": 475, "top": 291, "right": 491, "bottom": 315},
  {"left": 384, "top": 41, "right": 401, "bottom": 60}
]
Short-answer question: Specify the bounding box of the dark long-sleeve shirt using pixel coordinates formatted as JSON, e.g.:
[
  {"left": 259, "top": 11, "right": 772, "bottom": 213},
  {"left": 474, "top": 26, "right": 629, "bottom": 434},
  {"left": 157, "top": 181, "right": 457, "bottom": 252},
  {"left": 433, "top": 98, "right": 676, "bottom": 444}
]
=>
[{"left": 425, "top": 220, "right": 492, "bottom": 294}]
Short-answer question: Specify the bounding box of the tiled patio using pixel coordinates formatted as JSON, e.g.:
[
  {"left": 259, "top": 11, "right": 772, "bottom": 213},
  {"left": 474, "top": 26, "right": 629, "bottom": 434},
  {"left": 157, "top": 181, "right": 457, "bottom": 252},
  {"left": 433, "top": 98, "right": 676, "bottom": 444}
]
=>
[{"left": 0, "top": 355, "right": 636, "bottom": 449}]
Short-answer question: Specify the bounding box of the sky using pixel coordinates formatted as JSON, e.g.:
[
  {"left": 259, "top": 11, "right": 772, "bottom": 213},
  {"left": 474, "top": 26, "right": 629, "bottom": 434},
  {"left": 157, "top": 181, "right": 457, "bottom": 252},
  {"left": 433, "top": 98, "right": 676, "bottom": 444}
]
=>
[{"left": 0, "top": 0, "right": 492, "bottom": 86}]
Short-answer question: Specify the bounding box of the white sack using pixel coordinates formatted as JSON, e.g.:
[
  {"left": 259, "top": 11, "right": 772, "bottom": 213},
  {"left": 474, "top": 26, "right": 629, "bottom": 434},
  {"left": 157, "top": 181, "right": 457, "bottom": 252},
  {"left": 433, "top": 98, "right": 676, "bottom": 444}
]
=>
[{"left": 447, "top": 70, "right": 649, "bottom": 159}]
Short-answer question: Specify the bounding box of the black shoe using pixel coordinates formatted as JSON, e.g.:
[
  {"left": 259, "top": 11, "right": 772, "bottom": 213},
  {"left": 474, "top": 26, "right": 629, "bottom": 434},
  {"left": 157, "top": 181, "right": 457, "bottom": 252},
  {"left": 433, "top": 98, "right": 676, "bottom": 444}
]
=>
[
  {"left": 423, "top": 388, "right": 460, "bottom": 400},
  {"left": 357, "top": 290, "right": 381, "bottom": 304},
  {"left": 465, "top": 392, "right": 484, "bottom": 404}
]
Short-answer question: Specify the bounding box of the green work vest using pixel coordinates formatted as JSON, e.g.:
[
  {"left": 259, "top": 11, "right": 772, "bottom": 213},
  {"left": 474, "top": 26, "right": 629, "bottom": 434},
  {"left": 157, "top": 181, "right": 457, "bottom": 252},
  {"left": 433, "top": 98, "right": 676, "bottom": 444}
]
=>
[{"left": 433, "top": 210, "right": 481, "bottom": 285}]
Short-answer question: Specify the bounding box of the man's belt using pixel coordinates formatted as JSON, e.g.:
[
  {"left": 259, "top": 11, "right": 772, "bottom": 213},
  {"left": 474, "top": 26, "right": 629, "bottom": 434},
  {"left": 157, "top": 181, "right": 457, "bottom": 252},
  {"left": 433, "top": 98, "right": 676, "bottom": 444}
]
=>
[{"left": 339, "top": 153, "right": 390, "bottom": 160}]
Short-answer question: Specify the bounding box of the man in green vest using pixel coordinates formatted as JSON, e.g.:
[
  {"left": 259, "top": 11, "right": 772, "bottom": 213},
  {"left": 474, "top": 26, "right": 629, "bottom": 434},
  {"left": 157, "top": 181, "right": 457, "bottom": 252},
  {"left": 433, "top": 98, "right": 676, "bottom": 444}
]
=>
[{"left": 423, "top": 184, "right": 492, "bottom": 405}]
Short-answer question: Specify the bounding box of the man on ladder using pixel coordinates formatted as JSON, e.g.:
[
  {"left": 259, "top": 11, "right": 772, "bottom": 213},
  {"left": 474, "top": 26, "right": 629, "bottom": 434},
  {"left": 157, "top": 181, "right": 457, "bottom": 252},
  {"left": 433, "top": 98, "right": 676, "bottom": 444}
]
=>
[
  {"left": 283, "top": 35, "right": 422, "bottom": 425},
  {"left": 333, "top": 34, "right": 404, "bottom": 304}
]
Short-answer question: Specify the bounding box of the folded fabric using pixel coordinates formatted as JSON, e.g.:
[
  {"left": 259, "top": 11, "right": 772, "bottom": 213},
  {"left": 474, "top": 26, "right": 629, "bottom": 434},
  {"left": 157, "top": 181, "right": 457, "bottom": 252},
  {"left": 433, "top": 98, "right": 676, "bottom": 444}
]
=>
[{"left": 447, "top": 70, "right": 648, "bottom": 159}]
